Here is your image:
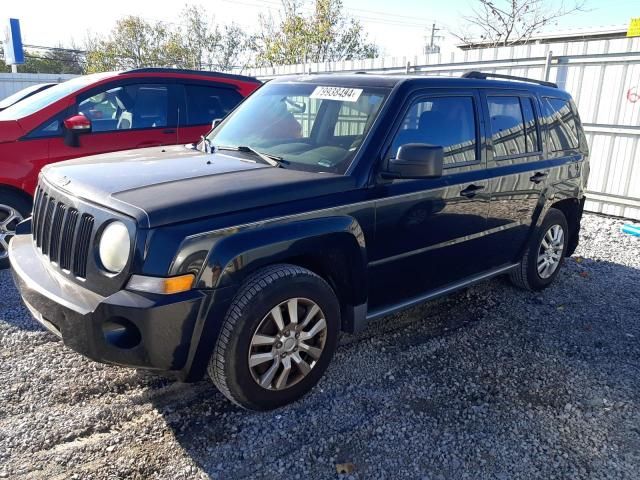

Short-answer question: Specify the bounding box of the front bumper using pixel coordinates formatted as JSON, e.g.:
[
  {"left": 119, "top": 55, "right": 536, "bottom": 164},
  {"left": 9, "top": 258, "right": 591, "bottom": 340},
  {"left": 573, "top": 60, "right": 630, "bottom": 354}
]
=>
[{"left": 9, "top": 234, "right": 208, "bottom": 374}]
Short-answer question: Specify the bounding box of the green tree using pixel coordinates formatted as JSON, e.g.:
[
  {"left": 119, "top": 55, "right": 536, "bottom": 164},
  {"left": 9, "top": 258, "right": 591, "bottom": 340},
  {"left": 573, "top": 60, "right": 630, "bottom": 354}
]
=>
[
  {"left": 255, "top": 0, "right": 378, "bottom": 66},
  {"left": 217, "top": 24, "right": 251, "bottom": 71},
  {"left": 176, "top": 6, "right": 249, "bottom": 71},
  {"left": 85, "top": 16, "right": 178, "bottom": 72},
  {"left": 84, "top": 7, "right": 250, "bottom": 73},
  {"left": 176, "top": 4, "right": 220, "bottom": 70}
]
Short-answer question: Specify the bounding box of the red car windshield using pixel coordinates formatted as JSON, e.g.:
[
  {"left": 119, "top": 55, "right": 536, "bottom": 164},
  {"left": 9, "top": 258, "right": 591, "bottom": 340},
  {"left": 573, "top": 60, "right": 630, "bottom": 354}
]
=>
[{"left": 0, "top": 73, "right": 112, "bottom": 120}]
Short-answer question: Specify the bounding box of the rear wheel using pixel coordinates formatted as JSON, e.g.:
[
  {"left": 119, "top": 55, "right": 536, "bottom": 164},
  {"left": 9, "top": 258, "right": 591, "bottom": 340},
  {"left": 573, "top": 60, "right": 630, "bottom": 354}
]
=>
[
  {"left": 510, "top": 208, "right": 568, "bottom": 291},
  {"left": 208, "top": 264, "right": 340, "bottom": 410},
  {"left": 0, "top": 192, "right": 31, "bottom": 269}
]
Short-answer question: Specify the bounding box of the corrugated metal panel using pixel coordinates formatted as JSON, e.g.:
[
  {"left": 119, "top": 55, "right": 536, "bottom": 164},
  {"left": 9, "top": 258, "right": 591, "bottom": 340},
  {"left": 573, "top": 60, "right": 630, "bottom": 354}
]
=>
[
  {"left": 0, "top": 73, "right": 76, "bottom": 101},
  {"left": 236, "top": 38, "right": 640, "bottom": 220}
]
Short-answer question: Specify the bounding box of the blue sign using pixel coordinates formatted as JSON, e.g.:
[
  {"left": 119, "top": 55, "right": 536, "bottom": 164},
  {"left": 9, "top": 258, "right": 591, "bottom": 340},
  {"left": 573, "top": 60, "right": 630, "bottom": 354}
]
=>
[{"left": 3, "top": 18, "right": 25, "bottom": 65}]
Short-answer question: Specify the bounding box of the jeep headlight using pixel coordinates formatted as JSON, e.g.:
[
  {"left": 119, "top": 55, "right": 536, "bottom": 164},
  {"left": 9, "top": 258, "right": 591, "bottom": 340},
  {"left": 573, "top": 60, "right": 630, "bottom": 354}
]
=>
[{"left": 99, "top": 221, "right": 130, "bottom": 273}]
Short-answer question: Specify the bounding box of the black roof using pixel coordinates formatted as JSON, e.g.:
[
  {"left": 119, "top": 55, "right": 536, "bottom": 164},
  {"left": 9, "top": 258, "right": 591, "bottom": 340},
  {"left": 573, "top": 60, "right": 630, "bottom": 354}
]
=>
[
  {"left": 120, "top": 68, "right": 261, "bottom": 84},
  {"left": 271, "top": 72, "right": 567, "bottom": 96}
]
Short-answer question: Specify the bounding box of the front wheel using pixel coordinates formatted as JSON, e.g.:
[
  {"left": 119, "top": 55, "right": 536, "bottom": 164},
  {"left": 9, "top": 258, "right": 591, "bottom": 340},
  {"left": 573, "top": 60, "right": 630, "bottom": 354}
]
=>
[
  {"left": 208, "top": 264, "right": 340, "bottom": 410},
  {"left": 510, "top": 208, "right": 569, "bottom": 291}
]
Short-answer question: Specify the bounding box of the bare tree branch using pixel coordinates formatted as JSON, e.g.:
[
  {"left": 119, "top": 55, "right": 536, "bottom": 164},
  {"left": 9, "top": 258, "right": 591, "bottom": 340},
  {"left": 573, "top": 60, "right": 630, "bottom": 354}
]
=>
[{"left": 453, "top": 0, "right": 589, "bottom": 47}]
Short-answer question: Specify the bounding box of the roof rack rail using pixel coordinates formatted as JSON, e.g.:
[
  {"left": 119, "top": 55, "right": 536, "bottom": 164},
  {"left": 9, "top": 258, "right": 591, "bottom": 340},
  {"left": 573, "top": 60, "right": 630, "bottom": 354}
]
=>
[
  {"left": 462, "top": 71, "right": 558, "bottom": 88},
  {"left": 120, "top": 67, "right": 261, "bottom": 84}
]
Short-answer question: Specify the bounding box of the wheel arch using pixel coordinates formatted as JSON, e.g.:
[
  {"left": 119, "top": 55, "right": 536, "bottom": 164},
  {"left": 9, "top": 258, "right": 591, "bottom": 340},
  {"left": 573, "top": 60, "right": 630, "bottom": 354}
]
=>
[
  {"left": 182, "top": 216, "right": 368, "bottom": 381},
  {"left": 206, "top": 216, "right": 368, "bottom": 314},
  {"left": 548, "top": 197, "right": 584, "bottom": 256},
  {"left": 0, "top": 183, "right": 34, "bottom": 209}
]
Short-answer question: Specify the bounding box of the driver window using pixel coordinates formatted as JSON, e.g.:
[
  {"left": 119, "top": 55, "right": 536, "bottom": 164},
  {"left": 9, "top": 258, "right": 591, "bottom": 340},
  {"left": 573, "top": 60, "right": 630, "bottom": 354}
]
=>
[
  {"left": 78, "top": 84, "right": 168, "bottom": 132},
  {"left": 389, "top": 96, "right": 477, "bottom": 166}
]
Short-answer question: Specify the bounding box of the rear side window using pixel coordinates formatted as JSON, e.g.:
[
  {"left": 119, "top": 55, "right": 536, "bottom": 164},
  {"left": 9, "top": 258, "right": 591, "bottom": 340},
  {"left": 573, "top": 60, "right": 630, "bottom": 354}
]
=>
[
  {"left": 521, "top": 98, "right": 540, "bottom": 152},
  {"left": 389, "top": 96, "right": 477, "bottom": 166},
  {"left": 488, "top": 96, "right": 540, "bottom": 158},
  {"left": 544, "top": 98, "right": 579, "bottom": 151},
  {"left": 184, "top": 85, "right": 242, "bottom": 126}
]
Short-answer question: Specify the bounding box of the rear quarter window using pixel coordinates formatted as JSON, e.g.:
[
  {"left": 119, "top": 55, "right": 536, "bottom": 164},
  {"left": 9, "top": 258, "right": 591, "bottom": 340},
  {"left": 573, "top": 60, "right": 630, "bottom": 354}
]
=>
[
  {"left": 543, "top": 98, "right": 580, "bottom": 151},
  {"left": 184, "top": 85, "right": 243, "bottom": 126}
]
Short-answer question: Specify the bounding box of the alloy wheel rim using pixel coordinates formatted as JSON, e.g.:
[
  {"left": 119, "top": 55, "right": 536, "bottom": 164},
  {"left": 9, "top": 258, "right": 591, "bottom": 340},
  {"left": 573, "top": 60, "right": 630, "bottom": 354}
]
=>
[
  {"left": 0, "top": 204, "right": 23, "bottom": 261},
  {"left": 248, "top": 297, "right": 327, "bottom": 391},
  {"left": 537, "top": 224, "right": 564, "bottom": 279}
]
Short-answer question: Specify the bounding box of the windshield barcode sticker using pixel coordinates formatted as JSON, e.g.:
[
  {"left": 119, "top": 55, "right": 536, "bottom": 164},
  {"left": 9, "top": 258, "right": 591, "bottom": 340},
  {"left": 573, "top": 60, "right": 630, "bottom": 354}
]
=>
[{"left": 310, "top": 86, "right": 363, "bottom": 102}]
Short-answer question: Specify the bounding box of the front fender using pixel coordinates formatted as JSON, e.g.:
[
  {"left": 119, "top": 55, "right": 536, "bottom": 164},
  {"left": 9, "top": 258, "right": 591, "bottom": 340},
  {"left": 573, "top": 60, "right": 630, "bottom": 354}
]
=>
[
  {"left": 180, "top": 216, "right": 368, "bottom": 380},
  {"left": 200, "top": 216, "right": 367, "bottom": 300}
]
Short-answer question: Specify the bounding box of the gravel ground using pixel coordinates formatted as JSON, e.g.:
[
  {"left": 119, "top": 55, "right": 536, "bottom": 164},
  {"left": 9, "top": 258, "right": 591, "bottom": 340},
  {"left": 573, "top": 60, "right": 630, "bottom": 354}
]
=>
[{"left": 1, "top": 213, "right": 639, "bottom": 479}]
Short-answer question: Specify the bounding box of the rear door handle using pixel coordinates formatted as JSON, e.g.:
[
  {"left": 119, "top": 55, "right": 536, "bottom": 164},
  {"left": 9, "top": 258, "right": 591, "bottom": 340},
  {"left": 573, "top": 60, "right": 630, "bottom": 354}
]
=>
[
  {"left": 460, "top": 184, "right": 486, "bottom": 198},
  {"left": 163, "top": 128, "right": 176, "bottom": 134},
  {"left": 530, "top": 172, "right": 548, "bottom": 184}
]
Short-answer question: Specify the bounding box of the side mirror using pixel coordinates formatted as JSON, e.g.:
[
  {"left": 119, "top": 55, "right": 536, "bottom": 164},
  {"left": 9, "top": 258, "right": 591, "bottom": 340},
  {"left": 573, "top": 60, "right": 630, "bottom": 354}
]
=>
[
  {"left": 64, "top": 114, "right": 92, "bottom": 132},
  {"left": 383, "top": 144, "right": 444, "bottom": 179},
  {"left": 63, "top": 114, "right": 91, "bottom": 147},
  {"left": 211, "top": 118, "right": 222, "bottom": 129}
]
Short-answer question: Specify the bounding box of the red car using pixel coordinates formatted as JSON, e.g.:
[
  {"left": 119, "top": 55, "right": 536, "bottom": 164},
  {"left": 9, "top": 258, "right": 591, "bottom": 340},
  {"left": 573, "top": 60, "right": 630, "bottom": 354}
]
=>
[{"left": 0, "top": 68, "right": 260, "bottom": 267}]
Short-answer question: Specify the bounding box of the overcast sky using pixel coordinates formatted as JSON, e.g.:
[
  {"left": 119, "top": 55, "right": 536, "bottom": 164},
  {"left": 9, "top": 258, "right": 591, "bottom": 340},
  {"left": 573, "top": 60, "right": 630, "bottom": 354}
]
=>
[{"left": 5, "top": 0, "right": 640, "bottom": 58}]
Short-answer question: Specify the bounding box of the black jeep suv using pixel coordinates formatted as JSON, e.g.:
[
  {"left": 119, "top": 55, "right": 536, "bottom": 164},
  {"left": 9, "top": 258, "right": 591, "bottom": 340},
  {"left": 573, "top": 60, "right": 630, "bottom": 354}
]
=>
[{"left": 10, "top": 71, "right": 589, "bottom": 410}]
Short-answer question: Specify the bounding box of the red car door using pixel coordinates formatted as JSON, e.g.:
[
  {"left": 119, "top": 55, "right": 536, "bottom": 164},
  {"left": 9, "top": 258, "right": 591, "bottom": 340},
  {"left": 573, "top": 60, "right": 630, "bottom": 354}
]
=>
[
  {"left": 48, "top": 82, "right": 178, "bottom": 164},
  {"left": 177, "top": 84, "right": 244, "bottom": 144}
]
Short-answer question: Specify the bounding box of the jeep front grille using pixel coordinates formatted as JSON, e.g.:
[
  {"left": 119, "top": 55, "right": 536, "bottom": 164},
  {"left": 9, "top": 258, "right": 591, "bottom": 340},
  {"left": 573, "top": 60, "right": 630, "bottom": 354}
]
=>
[{"left": 32, "top": 186, "right": 95, "bottom": 279}]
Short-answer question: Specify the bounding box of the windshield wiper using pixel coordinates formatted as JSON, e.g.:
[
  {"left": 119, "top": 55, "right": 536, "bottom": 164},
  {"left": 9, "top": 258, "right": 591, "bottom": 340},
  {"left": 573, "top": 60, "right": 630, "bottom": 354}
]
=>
[{"left": 216, "top": 145, "right": 287, "bottom": 168}]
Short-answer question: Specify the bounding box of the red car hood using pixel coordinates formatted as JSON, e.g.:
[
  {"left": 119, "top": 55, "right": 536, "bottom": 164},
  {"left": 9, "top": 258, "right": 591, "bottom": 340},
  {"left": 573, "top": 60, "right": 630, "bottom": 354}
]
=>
[{"left": 0, "top": 120, "right": 24, "bottom": 143}]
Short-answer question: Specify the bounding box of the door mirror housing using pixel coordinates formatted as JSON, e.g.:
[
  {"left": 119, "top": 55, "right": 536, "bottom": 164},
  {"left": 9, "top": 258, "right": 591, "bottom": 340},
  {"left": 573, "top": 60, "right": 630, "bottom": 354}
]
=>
[
  {"left": 63, "top": 114, "right": 92, "bottom": 132},
  {"left": 383, "top": 144, "right": 444, "bottom": 179},
  {"left": 63, "top": 114, "right": 91, "bottom": 147}
]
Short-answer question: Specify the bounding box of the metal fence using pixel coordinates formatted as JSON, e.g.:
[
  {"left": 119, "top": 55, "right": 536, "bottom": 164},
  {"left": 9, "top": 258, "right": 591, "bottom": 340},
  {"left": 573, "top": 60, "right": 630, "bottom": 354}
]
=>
[
  {"left": 1, "top": 40, "right": 639, "bottom": 220},
  {"left": 238, "top": 37, "right": 640, "bottom": 220},
  {"left": 0, "top": 72, "right": 76, "bottom": 101}
]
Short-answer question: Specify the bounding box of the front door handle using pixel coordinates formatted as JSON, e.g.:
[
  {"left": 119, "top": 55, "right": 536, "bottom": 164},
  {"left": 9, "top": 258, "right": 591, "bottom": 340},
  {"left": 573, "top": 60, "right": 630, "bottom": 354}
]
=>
[
  {"left": 460, "top": 184, "right": 486, "bottom": 198},
  {"left": 530, "top": 171, "right": 548, "bottom": 184},
  {"left": 163, "top": 128, "right": 176, "bottom": 134}
]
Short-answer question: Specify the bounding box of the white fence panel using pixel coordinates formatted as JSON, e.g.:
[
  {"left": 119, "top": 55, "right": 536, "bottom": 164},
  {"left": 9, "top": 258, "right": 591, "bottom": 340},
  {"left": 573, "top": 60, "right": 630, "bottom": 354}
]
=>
[{"left": 0, "top": 73, "right": 77, "bottom": 101}]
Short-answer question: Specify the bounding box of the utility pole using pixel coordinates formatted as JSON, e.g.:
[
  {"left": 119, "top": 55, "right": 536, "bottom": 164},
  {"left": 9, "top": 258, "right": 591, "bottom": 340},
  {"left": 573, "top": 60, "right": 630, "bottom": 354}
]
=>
[{"left": 425, "top": 23, "right": 442, "bottom": 54}]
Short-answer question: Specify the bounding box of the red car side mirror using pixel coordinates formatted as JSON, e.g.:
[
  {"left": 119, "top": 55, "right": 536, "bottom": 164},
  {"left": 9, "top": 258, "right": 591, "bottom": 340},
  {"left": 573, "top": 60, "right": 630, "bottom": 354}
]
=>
[
  {"left": 63, "top": 115, "right": 92, "bottom": 147},
  {"left": 64, "top": 114, "right": 92, "bottom": 132}
]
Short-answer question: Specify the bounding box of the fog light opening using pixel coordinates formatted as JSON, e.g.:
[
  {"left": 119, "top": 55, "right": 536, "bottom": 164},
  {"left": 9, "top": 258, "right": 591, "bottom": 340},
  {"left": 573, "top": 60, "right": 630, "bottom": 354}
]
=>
[{"left": 103, "top": 317, "right": 141, "bottom": 349}]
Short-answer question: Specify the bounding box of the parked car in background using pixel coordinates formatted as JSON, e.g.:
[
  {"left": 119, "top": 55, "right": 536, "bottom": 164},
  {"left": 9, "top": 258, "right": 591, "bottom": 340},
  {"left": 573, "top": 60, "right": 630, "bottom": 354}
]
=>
[
  {"left": 0, "top": 83, "right": 56, "bottom": 112},
  {"left": 10, "top": 72, "right": 589, "bottom": 410},
  {"left": 0, "top": 68, "right": 261, "bottom": 267}
]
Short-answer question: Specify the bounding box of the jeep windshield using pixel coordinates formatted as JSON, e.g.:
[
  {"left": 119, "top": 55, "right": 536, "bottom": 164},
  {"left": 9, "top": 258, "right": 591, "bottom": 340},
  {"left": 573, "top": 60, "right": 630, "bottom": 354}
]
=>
[{"left": 206, "top": 82, "right": 389, "bottom": 174}]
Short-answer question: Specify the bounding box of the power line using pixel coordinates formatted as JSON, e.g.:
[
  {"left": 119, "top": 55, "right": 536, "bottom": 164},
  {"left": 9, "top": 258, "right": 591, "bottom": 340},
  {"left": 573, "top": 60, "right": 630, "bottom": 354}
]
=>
[
  {"left": 250, "top": 0, "right": 440, "bottom": 23},
  {"left": 216, "top": 0, "right": 439, "bottom": 29},
  {"left": 24, "top": 44, "right": 86, "bottom": 54}
]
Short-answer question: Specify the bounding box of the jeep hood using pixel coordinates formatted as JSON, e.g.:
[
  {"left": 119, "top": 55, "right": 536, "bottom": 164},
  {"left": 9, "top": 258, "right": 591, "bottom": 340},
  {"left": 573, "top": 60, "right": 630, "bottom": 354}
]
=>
[{"left": 42, "top": 145, "right": 356, "bottom": 228}]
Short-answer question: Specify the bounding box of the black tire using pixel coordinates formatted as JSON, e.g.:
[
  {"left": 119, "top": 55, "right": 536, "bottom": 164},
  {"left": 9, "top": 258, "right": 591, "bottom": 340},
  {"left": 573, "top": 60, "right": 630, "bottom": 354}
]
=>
[
  {"left": 208, "top": 264, "right": 340, "bottom": 410},
  {"left": 0, "top": 190, "right": 32, "bottom": 270},
  {"left": 510, "top": 208, "right": 569, "bottom": 291}
]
